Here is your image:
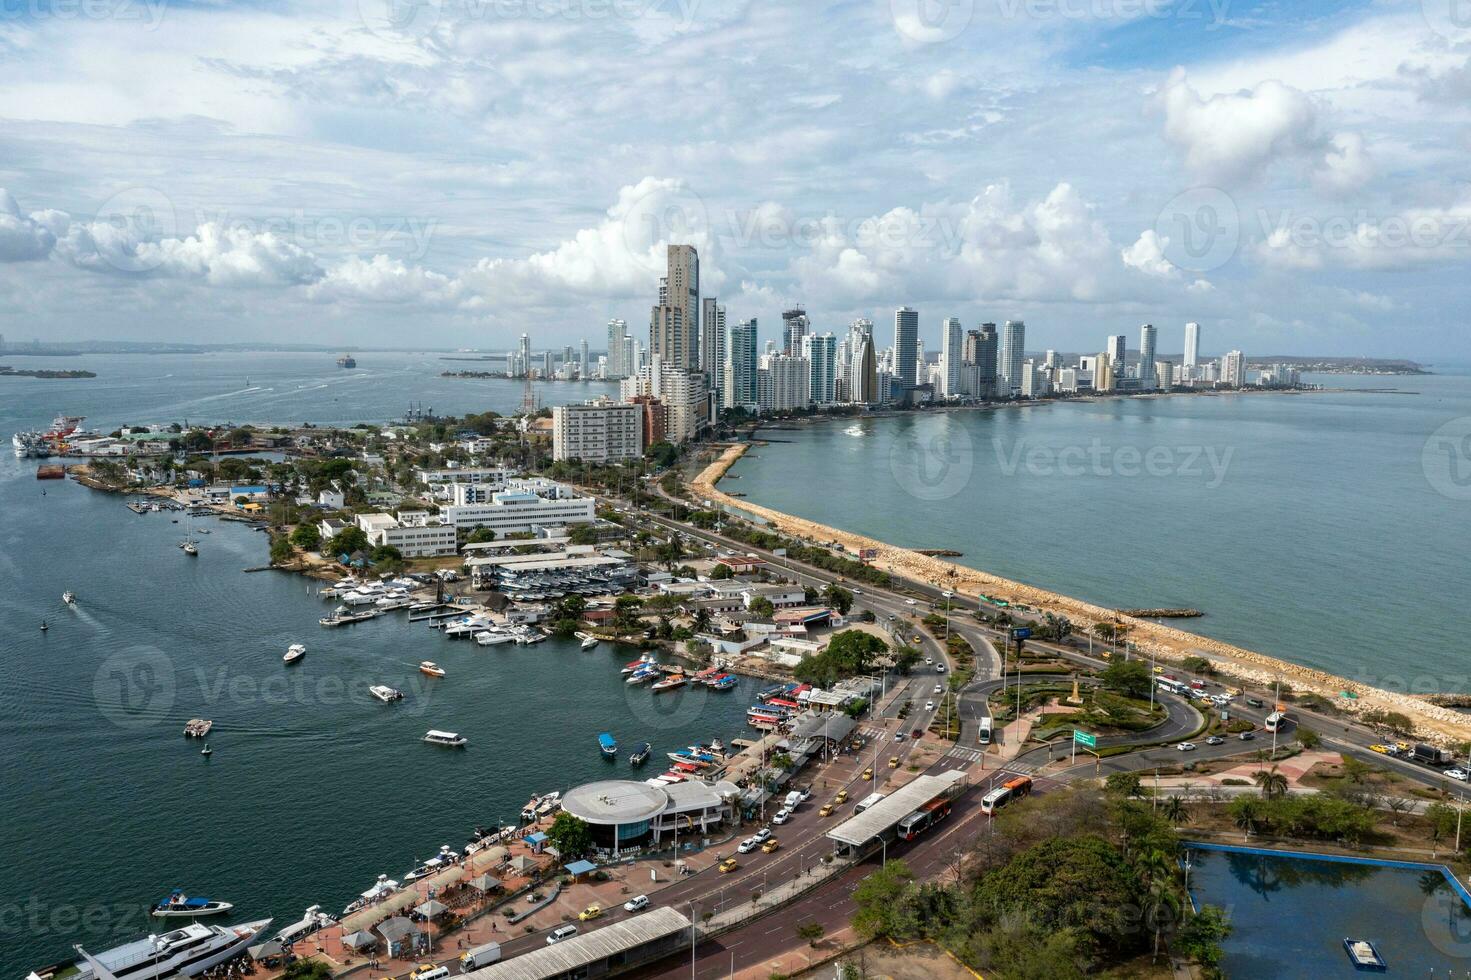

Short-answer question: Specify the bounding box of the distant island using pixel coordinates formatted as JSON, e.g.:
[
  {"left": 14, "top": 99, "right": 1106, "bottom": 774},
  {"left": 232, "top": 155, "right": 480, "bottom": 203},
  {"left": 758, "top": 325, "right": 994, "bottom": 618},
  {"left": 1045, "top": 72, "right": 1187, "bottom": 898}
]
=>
[
  {"left": 1246, "top": 356, "right": 1430, "bottom": 376},
  {"left": 0, "top": 365, "right": 95, "bottom": 379}
]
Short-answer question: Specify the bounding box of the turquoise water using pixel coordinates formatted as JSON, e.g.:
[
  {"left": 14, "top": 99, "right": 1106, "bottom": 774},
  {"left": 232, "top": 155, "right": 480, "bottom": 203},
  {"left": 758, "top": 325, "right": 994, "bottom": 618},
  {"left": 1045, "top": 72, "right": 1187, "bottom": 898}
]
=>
[
  {"left": 0, "top": 354, "right": 750, "bottom": 976},
  {"left": 725, "top": 375, "right": 1471, "bottom": 692},
  {"left": 1186, "top": 847, "right": 1471, "bottom": 976}
]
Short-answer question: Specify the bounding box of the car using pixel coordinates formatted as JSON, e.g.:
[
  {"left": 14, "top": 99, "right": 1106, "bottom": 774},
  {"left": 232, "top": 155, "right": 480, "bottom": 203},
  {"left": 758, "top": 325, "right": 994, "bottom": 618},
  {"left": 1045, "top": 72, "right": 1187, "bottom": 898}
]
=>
[
  {"left": 888, "top": 756, "right": 900, "bottom": 768},
  {"left": 623, "top": 895, "right": 650, "bottom": 913},
  {"left": 1211, "top": 694, "right": 1231, "bottom": 706},
  {"left": 798, "top": 786, "right": 812, "bottom": 802},
  {"left": 1239, "top": 731, "right": 1256, "bottom": 741},
  {"left": 925, "top": 701, "right": 936, "bottom": 711},
  {"left": 894, "top": 731, "right": 905, "bottom": 742},
  {"left": 924, "top": 657, "right": 934, "bottom": 665},
  {"left": 1152, "top": 665, "right": 1164, "bottom": 674},
  {"left": 1176, "top": 741, "right": 1197, "bottom": 752},
  {"left": 852, "top": 589, "right": 862, "bottom": 595},
  {"left": 718, "top": 858, "right": 738, "bottom": 874},
  {"left": 819, "top": 803, "right": 835, "bottom": 817},
  {"left": 578, "top": 904, "right": 603, "bottom": 921},
  {"left": 861, "top": 767, "right": 874, "bottom": 781},
  {"left": 753, "top": 827, "right": 772, "bottom": 842},
  {"left": 771, "top": 808, "right": 791, "bottom": 825},
  {"left": 1245, "top": 697, "right": 1264, "bottom": 708},
  {"left": 905, "top": 599, "right": 917, "bottom": 606},
  {"left": 547, "top": 925, "right": 578, "bottom": 945},
  {"left": 1205, "top": 735, "right": 1225, "bottom": 745},
  {"left": 1450, "top": 769, "right": 1471, "bottom": 782},
  {"left": 1370, "top": 743, "right": 1390, "bottom": 754},
  {"left": 761, "top": 838, "right": 781, "bottom": 853},
  {"left": 936, "top": 664, "right": 946, "bottom": 673},
  {"left": 934, "top": 684, "right": 943, "bottom": 694},
  {"left": 835, "top": 789, "right": 849, "bottom": 803},
  {"left": 911, "top": 728, "right": 924, "bottom": 738},
  {"left": 737, "top": 837, "right": 759, "bottom": 854}
]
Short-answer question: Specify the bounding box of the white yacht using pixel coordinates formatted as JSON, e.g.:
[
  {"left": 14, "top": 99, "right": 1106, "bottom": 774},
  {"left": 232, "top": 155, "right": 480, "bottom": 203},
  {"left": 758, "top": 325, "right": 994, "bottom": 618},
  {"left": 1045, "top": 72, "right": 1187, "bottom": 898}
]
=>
[
  {"left": 29, "top": 918, "right": 271, "bottom": 980},
  {"left": 474, "top": 630, "right": 514, "bottom": 647},
  {"left": 283, "top": 644, "right": 306, "bottom": 665},
  {"left": 273, "top": 906, "right": 336, "bottom": 946},
  {"left": 579, "top": 635, "right": 599, "bottom": 650},
  {"left": 422, "top": 729, "right": 468, "bottom": 748},
  {"left": 369, "top": 685, "right": 403, "bottom": 703},
  {"left": 62, "top": 591, "right": 76, "bottom": 605}
]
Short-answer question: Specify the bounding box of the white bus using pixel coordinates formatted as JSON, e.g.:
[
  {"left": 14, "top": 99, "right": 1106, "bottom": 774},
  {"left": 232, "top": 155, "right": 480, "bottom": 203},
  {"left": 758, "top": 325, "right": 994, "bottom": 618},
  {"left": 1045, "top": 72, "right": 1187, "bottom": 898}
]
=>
[
  {"left": 1156, "top": 678, "right": 1188, "bottom": 695},
  {"left": 979, "top": 776, "right": 1033, "bottom": 815},
  {"left": 978, "top": 717, "right": 993, "bottom": 746},
  {"left": 1264, "top": 711, "right": 1285, "bottom": 733},
  {"left": 854, "top": 792, "right": 886, "bottom": 814}
]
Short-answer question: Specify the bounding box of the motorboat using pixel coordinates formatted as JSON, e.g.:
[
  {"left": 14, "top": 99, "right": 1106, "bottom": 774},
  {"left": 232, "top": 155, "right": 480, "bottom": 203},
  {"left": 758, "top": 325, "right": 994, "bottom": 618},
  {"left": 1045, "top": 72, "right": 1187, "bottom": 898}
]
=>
[
  {"left": 151, "top": 891, "right": 233, "bottom": 918},
  {"left": 419, "top": 661, "right": 445, "bottom": 678},
  {"left": 274, "top": 906, "right": 337, "bottom": 946},
  {"left": 422, "top": 729, "right": 467, "bottom": 747},
  {"left": 182, "top": 719, "right": 212, "bottom": 738},
  {"left": 283, "top": 644, "right": 306, "bottom": 665},
  {"left": 580, "top": 636, "right": 599, "bottom": 650},
  {"left": 40, "top": 918, "right": 272, "bottom": 980},
  {"left": 62, "top": 591, "right": 76, "bottom": 605},
  {"left": 650, "top": 674, "right": 687, "bottom": 693},
  {"left": 535, "top": 791, "right": 561, "bottom": 817},
  {"left": 622, "top": 655, "right": 656, "bottom": 674},
  {"left": 342, "top": 875, "right": 400, "bottom": 915},
  {"left": 598, "top": 732, "right": 618, "bottom": 759},
  {"left": 369, "top": 685, "right": 403, "bottom": 703},
  {"left": 181, "top": 540, "right": 198, "bottom": 556},
  {"left": 629, "top": 742, "right": 651, "bottom": 766},
  {"left": 474, "top": 629, "right": 515, "bottom": 647}
]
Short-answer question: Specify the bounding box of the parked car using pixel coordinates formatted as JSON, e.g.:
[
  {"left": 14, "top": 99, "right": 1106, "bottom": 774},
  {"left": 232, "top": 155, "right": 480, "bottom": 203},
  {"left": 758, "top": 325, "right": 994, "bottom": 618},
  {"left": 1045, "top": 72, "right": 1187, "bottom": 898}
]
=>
[
  {"left": 411, "top": 966, "right": 449, "bottom": 980},
  {"left": 737, "top": 837, "right": 759, "bottom": 854},
  {"left": 798, "top": 787, "right": 812, "bottom": 802},
  {"left": 623, "top": 895, "right": 650, "bottom": 913},
  {"left": 1205, "top": 735, "right": 1225, "bottom": 745},
  {"left": 1176, "top": 742, "right": 1197, "bottom": 752}
]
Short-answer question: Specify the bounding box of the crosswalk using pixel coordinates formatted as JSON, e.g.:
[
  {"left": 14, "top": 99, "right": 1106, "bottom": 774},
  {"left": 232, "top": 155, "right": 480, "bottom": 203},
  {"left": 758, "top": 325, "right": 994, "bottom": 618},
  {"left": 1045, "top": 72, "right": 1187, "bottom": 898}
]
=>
[
  {"left": 860, "top": 726, "right": 887, "bottom": 740},
  {"left": 945, "top": 746, "right": 985, "bottom": 763}
]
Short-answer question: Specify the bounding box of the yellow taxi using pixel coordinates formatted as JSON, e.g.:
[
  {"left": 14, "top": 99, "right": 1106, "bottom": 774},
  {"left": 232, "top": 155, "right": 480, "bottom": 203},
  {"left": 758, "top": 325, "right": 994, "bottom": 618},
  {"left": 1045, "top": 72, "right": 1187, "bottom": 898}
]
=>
[
  {"left": 1370, "top": 743, "right": 1390, "bottom": 754},
  {"left": 718, "top": 857, "right": 738, "bottom": 874},
  {"left": 761, "top": 838, "right": 780, "bottom": 853},
  {"left": 819, "top": 803, "right": 835, "bottom": 817},
  {"left": 861, "top": 767, "right": 874, "bottom": 781},
  {"left": 835, "top": 789, "right": 849, "bottom": 803},
  {"left": 888, "top": 756, "right": 900, "bottom": 768},
  {"left": 578, "top": 904, "right": 603, "bottom": 921}
]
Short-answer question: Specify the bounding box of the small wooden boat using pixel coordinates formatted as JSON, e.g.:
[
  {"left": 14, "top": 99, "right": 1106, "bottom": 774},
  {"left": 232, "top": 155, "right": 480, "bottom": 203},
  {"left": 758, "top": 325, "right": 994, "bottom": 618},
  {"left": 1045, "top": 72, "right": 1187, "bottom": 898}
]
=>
[
  {"left": 1344, "top": 938, "right": 1385, "bottom": 971},
  {"left": 419, "top": 661, "right": 446, "bottom": 678}
]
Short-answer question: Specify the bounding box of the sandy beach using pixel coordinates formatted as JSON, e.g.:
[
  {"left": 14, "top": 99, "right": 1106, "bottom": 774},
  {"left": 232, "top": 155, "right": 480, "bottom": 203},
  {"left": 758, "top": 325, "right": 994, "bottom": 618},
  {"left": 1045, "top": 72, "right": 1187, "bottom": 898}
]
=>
[{"left": 690, "top": 442, "right": 1471, "bottom": 743}]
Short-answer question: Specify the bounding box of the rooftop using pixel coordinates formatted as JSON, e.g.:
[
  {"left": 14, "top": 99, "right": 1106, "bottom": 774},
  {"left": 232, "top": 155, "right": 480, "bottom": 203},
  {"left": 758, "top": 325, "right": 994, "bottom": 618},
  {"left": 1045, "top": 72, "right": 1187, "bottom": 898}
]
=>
[
  {"left": 560, "top": 779, "right": 668, "bottom": 826},
  {"left": 463, "top": 907, "right": 690, "bottom": 980},
  {"left": 825, "top": 770, "right": 967, "bottom": 847}
]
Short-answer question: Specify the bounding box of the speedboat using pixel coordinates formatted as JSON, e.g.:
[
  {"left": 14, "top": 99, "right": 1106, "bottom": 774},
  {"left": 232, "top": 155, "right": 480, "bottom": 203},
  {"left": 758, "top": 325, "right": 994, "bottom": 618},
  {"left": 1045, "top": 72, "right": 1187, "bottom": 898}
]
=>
[
  {"left": 474, "top": 630, "right": 514, "bottom": 646},
  {"left": 598, "top": 732, "right": 618, "bottom": 759},
  {"left": 181, "top": 540, "right": 198, "bottom": 556},
  {"left": 422, "top": 729, "right": 467, "bottom": 747},
  {"left": 622, "top": 655, "right": 656, "bottom": 674},
  {"left": 62, "top": 591, "right": 76, "bottom": 605},
  {"left": 370, "top": 685, "right": 403, "bottom": 703},
  {"left": 535, "top": 791, "right": 561, "bottom": 817},
  {"left": 629, "top": 742, "right": 651, "bottom": 766},
  {"left": 580, "top": 635, "right": 599, "bottom": 650},
  {"left": 151, "top": 890, "right": 233, "bottom": 918},
  {"left": 651, "top": 674, "right": 687, "bottom": 692},
  {"left": 1344, "top": 938, "right": 1386, "bottom": 971},
  {"left": 342, "top": 875, "right": 399, "bottom": 915},
  {"left": 274, "top": 907, "right": 336, "bottom": 946},
  {"left": 36, "top": 918, "right": 272, "bottom": 980},
  {"left": 283, "top": 643, "right": 306, "bottom": 664},
  {"left": 419, "top": 661, "right": 445, "bottom": 678}
]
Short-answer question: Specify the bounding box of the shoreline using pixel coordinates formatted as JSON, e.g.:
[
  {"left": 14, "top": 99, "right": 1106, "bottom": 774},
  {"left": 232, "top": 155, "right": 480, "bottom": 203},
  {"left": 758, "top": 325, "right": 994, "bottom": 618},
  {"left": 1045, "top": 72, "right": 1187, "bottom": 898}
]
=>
[{"left": 690, "top": 442, "right": 1471, "bottom": 743}]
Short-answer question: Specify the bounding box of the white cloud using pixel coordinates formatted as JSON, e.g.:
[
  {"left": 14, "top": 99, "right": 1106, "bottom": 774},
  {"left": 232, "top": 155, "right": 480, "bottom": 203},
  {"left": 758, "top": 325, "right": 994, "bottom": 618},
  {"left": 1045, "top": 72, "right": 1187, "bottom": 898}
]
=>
[
  {"left": 1315, "top": 132, "right": 1375, "bottom": 194},
  {"left": 1158, "top": 68, "right": 1321, "bottom": 184},
  {"left": 1121, "top": 229, "right": 1178, "bottom": 279},
  {"left": 0, "top": 189, "right": 58, "bottom": 262}
]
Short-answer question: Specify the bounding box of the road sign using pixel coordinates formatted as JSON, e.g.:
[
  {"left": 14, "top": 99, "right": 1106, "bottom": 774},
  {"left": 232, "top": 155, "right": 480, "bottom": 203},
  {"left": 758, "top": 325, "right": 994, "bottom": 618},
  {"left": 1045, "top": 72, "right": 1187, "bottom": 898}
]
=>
[
  {"left": 772, "top": 548, "right": 787, "bottom": 557},
  {"left": 1011, "top": 627, "right": 1032, "bottom": 640},
  {"left": 1072, "top": 730, "right": 1097, "bottom": 749}
]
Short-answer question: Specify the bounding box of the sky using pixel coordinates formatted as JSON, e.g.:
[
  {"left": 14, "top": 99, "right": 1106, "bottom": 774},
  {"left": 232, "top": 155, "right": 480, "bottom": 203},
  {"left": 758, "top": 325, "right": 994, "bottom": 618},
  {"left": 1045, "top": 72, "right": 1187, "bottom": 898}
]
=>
[{"left": 1, "top": 0, "right": 1468, "bottom": 361}]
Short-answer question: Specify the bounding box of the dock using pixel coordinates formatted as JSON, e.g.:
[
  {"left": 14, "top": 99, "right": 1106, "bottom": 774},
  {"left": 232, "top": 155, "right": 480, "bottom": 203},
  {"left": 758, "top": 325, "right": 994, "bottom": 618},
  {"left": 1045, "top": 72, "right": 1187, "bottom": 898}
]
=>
[
  {"left": 408, "top": 606, "right": 468, "bottom": 622},
  {"left": 320, "top": 610, "right": 384, "bottom": 627}
]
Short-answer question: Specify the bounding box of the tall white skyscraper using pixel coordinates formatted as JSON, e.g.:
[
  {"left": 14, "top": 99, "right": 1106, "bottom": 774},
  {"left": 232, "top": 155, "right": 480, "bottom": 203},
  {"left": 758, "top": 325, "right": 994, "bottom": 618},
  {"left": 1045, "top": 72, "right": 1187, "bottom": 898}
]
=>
[
  {"left": 1184, "top": 321, "right": 1200, "bottom": 368},
  {"left": 724, "top": 318, "right": 759, "bottom": 408},
  {"left": 518, "top": 333, "right": 532, "bottom": 378},
  {"left": 1106, "top": 334, "right": 1127, "bottom": 368},
  {"left": 940, "top": 317, "right": 964, "bottom": 398},
  {"left": 606, "top": 319, "right": 629, "bottom": 378},
  {"left": 999, "top": 320, "right": 1025, "bottom": 395},
  {"left": 579, "top": 338, "right": 590, "bottom": 378},
  {"left": 759, "top": 352, "right": 811, "bottom": 412},
  {"left": 1138, "top": 323, "right": 1157, "bottom": 383},
  {"left": 803, "top": 332, "right": 837, "bottom": 405},
  {"left": 893, "top": 307, "right": 919, "bottom": 391},
  {"left": 1220, "top": 349, "right": 1245, "bottom": 386},
  {"left": 702, "top": 297, "right": 726, "bottom": 406}
]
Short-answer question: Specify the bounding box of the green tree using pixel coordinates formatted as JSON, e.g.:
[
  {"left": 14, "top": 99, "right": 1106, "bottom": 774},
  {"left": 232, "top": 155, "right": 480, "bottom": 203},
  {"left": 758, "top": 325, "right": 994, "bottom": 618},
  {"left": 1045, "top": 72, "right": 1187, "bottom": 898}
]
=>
[
  {"left": 1100, "top": 659, "right": 1152, "bottom": 699},
  {"left": 709, "top": 563, "right": 733, "bottom": 580},
  {"left": 1104, "top": 772, "right": 1144, "bottom": 798},
  {"left": 822, "top": 583, "right": 854, "bottom": 615},
  {"left": 545, "top": 811, "right": 594, "bottom": 859},
  {"left": 647, "top": 441, "right": 678, "bottom": 468},
  {"left": 851, "top": 860, "right": 918, "bottom": 940},
  {"left": 748, "top": 596, "right": 775, "bottom": 618},
  {"left": 281, "top": 960, "right": 333, "bottom": 980},
  {"left": 466, "top": 527, "right": 497, "bottom": 544},
  {"left": 1296, "top": 727, "right": 1321, "bottom": 750},
  {"left": 1162, "top": 795, "right": 1191, "bottom": 828},
  {"left": 289, "top": 523, "right": 321, "bottom": 550},
  {"left": 1176, "top": 904, "right": 1232, "bottom": 973},
  {"left": 1253, "top": 765, "right": 1289, "bottom": 800},
  {"left": 269, "top": 536, "right": 293, "bottom": 565},
  {"left": 795, "top": 922, "right": 824, "bottom": 947},
  {"left": 328, "top": 525, "right": 370, "bottom": 556}
]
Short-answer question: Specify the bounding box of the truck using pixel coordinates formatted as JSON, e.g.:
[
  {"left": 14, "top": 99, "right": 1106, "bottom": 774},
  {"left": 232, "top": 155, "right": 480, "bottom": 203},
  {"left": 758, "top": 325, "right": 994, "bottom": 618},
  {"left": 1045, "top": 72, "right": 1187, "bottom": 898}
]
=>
[
  {"left": 459, "top": 941, "right": 502, "bottom": 971},
  {"left": 1414, "top": 744, "right": 1454, "bottom": 767}
]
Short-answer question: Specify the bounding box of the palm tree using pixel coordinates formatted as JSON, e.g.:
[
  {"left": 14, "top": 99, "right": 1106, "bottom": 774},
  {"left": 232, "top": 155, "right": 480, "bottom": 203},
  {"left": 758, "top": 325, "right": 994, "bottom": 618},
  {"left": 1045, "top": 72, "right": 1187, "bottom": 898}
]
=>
[
  {"left": 1233, "top": 798, "right": 1261, "bottom": 840},
  {"left": 1162, "top": 795, "right": 1191, "bottom": 828},
  {"left": 1134, "top": 848, "right": 1180, "bottom": 961},
  {"left": 1253, "top": 765, "right": 1289, "bottom": 800}
]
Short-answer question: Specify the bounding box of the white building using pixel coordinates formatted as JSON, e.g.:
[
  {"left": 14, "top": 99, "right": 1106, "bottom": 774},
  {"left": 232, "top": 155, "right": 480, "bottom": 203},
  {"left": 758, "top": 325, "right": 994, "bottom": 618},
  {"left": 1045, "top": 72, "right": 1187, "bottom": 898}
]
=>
[
  {"left": 940, "top": 316, "right": 964, "bottom": 398},
  {"left": 802, "top": 332, "right": 837, "bottom": 405},
  {"left": 1184, "top": 321, "right": 1200, "bottom": 368},
  {"left": 441, "top": 478, "right": 595, "bottom": 535},
  {"left": 1138, "top": 323, "right": 1157, "bottom": 383},
  {"left": 758, "top": 353, "right": 811, "bottom": 413},
  {"left": 413, "top": 465, "right": 510, "bottom": 487},
  {"left": 354, "top": 512, "right": 457, "bottom": 557},
  {"left": 1220, "top": 349, "right": 1246, "bottom": 387},
  {"left": 1155, "top": 360, "right": 1175, "bottom": 389},
  {"left": 552, "top": 399, "right": 643, "bottom": 462},
  {"left": 999, "top": 320, "right": 1025, "bottom": 396}
]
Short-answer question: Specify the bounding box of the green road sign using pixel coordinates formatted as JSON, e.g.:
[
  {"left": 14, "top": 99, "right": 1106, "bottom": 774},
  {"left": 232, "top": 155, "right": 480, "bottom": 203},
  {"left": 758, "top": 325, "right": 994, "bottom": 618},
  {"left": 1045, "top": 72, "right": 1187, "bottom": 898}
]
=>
[{"left": 1073, "top": 730, "right": 1097, "bottom": 749}]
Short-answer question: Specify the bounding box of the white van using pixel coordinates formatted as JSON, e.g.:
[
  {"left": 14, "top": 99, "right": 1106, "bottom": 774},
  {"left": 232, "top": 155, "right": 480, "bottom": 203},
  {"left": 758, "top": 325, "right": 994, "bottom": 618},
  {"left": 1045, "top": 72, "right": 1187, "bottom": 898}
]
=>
[
  {"left": 459, "top": 942, "right": 502, "bottom": 971},
  {"left": 784, "top": 790, "right": 803, "bottom": 809},
  {"left": 411, "top": 967, "right": 450, "bottom": 980},
  {"left": 547, "top": 925, "right": 579, "bottom": 945}
]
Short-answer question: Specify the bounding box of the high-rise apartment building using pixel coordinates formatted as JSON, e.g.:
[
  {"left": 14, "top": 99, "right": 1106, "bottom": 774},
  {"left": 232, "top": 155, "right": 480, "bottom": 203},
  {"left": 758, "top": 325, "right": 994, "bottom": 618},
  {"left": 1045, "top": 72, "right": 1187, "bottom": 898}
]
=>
[
  {"left": 1220, "top": 349, "right": 1245, "bottom": 386},
  {"left": 651, "top": 245, "right": 699, "bottom": 369},
  {"left": 759, "top": 353, "right": 812, "bottom": 412},
  {"left": 579, "top": 339, "right": 590, "bottom": 378},
  {"left": 940, "top": 317, "right": 963, "bottom": 398},
  {"left": 606, "top": 319, "right": 629, "bottom": 378},
  {"left": 620, "top": 355, "right": 708, "bottom": 444},
  {"left": 1107, "top": 334, "right": 1127, "bottom": 369},
  {"left": 1138, "top": 323, "right": 1157, "bottom": 383},
  {"left": 803, "top": 332, "right": 837, "bottom": 405},
  {"left": 724, "top": 318, "right": 759, "bottom": 409},
  {"left": 893, "top": 307, "right": 919, "bottom": 390},
  {"left": 1184, "top": 321, "right": 1200, "bottom": 368},
  {"left": 552, "top": 399, "right": 643, "bottom": 462},
  {"left": 1094, "top": 351, "right": 1115, "bottom": 392},
  {"left": 851, "top": 334, "right": 879, "bottom": 404},
  {"left": 999, "top": 320, "right": 1025, "bottom": 395},
  {"left": 781, "top": 308, "right": 809, "bottom": 356},
  {"left": 701, "top": 297, "right": 726, "bottom": 403}
]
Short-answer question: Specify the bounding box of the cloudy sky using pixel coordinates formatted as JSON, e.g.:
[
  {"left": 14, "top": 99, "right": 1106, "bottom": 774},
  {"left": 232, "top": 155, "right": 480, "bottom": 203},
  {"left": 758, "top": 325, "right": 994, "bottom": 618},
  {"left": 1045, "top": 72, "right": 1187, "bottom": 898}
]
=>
[{"left": 1, "top": 0, "right": 1468, "bottom": 360}]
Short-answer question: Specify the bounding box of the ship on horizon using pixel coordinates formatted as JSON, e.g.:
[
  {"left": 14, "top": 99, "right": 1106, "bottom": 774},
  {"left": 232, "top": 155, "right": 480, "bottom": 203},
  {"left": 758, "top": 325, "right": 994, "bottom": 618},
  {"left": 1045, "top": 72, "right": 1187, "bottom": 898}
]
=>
[{"left": 337, "top": 353, "right": 356, "bottom": 368}]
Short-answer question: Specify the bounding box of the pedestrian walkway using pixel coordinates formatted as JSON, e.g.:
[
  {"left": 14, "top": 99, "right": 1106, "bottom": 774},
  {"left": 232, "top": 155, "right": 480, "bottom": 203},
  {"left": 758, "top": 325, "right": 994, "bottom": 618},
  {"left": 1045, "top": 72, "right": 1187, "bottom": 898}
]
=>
[{"left": 945, "top": 746, "right": 984, "bottom": 763}]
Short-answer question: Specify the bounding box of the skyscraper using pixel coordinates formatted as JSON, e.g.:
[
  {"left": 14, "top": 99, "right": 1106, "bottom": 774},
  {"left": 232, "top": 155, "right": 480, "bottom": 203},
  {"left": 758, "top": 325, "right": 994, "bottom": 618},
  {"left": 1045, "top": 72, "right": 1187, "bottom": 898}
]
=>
[
  {"left": 803, "top": 332, "right": 837, "bottom": 405},
  {"left": 999, "top": 320, "right": 1025, "bottom": 396},
  {"left": 1184, "top": 321, "right": 1200, "bottom": 368},
  {"left": 781, "top": 308, "right": 809, "bottom": 356},
  {"left": 1220, "top": 349, "right": 1245, "bottom": 386},
  {"left": 1095, "top": 351, "right": 1114, "bottom": 392},
  {"left": 940, "top": 317, "right": 963, "bottom": 398},
  {"left": 1106, "top": 334, "right": 1127, "bottom": 369},
  {"left": 893, "top": 307, "right": 919, "bottom": 390},
  {"left": 606, "top": 319, "right": 628, "bottom": 378},
  {"left": 851, "top": 333, "right": 879, "bottom": 405},
  {"left": 518, "top": 333, "right": 531, "bottom": 379},
  {"left": 702, "top": 297, "right": 726, "bottom": 406},
  {"left": 653, "top": 245, "right": 699, "bottom": 369},
  {"left": 724, "top": 318, "right": 759, "bottom": 408},
  {"left": 1138, "top": 323, "right": 1157, "bottom": 383},
  {"left": 970, "top": 322, "right": 999, "bottom": 398},
  {"left": 579, "top": 338, "right": 590, "bottom": 378}
]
